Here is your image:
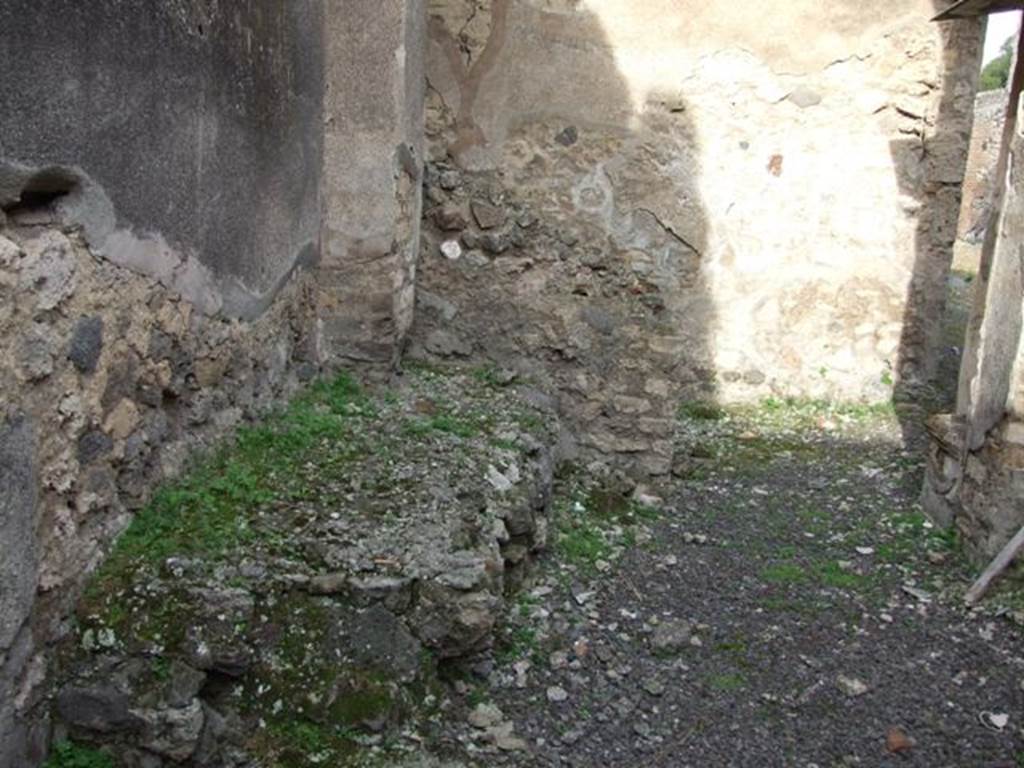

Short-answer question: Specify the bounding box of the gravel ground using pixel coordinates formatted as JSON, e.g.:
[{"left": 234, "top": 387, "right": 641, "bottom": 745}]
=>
[{"left": 439, "top": 403, "right": 1024, "bottom": 768}]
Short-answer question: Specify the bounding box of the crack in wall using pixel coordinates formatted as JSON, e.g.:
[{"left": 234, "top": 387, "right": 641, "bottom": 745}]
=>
[{"left": 634, "top": 207, "right": 703, "bottom": 257}]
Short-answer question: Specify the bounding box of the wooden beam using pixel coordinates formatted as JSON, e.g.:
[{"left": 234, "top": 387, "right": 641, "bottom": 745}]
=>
[
  {"left": 934, "top": 0, "right": 1024, "bottom": 21},
  {"left": 965, "top": 524, "right": 1024, "bottom": 604}
]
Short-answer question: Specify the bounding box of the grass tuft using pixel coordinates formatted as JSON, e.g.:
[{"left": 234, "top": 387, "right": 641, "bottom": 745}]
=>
[
  {"left": 86, "top": 373, "right": 368, "bottom": 598},
  {"left": 44, "top": 742, "right": 114, "bottom": 768},
  {"left": 678, "top": 400, "right": 725, "bottom": 421}
]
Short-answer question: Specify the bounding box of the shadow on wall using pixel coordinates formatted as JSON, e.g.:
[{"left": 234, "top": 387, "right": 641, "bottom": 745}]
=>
[
  {"left": 892, "top": 6, "right": 983, "bottom": 449},
  {"left": 415, "top": 0, "right": 713, "bottom": 476}
]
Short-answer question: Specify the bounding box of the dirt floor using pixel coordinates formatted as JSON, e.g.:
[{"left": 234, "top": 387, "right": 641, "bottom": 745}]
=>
[
  {"left": 440, "top": 401, "right": 1024, "bottom": 768},
  {"left": 52, "top": 262, "right": 1022, "bottom": 768}
]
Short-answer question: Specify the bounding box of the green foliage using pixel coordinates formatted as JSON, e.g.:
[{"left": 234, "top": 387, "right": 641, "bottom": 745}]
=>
[
  {"left": 260, "top": 720, "right": 360, "bottom": 768},
  {"left": 91, "top": 372, "right": 367, "bottom": 579},
  {"left": 874, "top": 510, "right": 956, "bottom": 565},
  {"left": 764, "top": 559, "right": 868, "bottom": 591},
  {"left": 556, "top": 523, "right": 611, "bottom": 567},
  {"left": 761, "top": 563, "right": 808, "bottom": 585},
  {"left": 471, "top": 364, "right": 501, "bottom": 387},
  {"left": 816, "top": 561, "right": 867, "bottom": 590},
  {"left": 151, "top": 655, "right": 171, "bottom": 681},
  {"left": 678, "top": 400, "right": 725, "bottom": 421},
  {"left": 515, "top": 411, "right": 546, "bottom": 434},
  {"left": 329, "top": 685, "right": 394, "bottom": 726},
  {"left": 550, "top": 480, "right": 661, "bottom": 574},
  {"left": 44, "top": 742, "right": 114, "bottom": 768},
  {"left": 707, "top": 672, "right": 747, "bottom": 692},
  {"left": 980, "top": 35, "right": 1014, "bottom": 92},
  {"left": 403, "top": 410, "right": 486, "bottom": 439},
  {"left": 496, "top": 624, "right": 539, "bottom": 662},
  {"left": 756, "top": 396, "right": 894, "bottom": 423}
]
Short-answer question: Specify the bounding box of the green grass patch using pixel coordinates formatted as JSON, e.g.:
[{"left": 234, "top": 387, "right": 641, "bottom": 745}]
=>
[
  {"left": 549, "top": 478, "right": 658, "bottom": 573},
  {"left": 515, "top": 411, "right": 547, "bottom": 434},
  {"left": 776, "top": 545, "right": 798, "bottom": 560},
  {"left": 472, "top": 364, "right": 502, "bottom": 387},
  {"left": 761, "top": 563, "right": 809, "bottom": 585},
  {"left": 490, "top": 437, "right": 520, "bottom": 451},
  {"left": 707, "top": 672, "right": 748, "bottom": 692},
  {"left": 556, "top": 524, "right": 611, "bottom": 568},
  {"left": 403, "top": 408, "right": 491, "bottom": 439},
  {"left": 496, "top": 624, "right": 539, "bottom": 663},
  {"left": 678, "top": 400, "right": 725, "bottom": 421},
  {"left": 254, "top": 720, "right": 362, "bottom": 768},
  {"left": 82, "top": 373, "right": 370, "bottom": 626},
  {"left": 44, "top": 742, "right": 114, "bottom": 768},
  {"left": 756, "top": 397, "right": 895, "bottom": 424},
  {"left": 875, "top": 511, "right": 938, "bottom": 564},
  {"left": 815, "top": 561, "right": 868, "bottom": 591}
]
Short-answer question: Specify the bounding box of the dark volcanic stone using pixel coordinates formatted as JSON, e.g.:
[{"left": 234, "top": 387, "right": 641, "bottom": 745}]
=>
[
  {"left": 56, "top": 686, "right": 139, "bottom": 733},
  {"left": 68, "top": 316, "right": 103, "bottom": 374},
  {"left": 555, "top": 126, "right": 579, "bottom": 146},
  {"left": 77, "top": 429, "right": 113, "bottom": 465}
]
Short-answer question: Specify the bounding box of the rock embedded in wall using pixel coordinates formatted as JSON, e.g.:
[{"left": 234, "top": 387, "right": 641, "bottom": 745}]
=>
[{"left": 67, "top": 316, "right": 104, "bottom": 375}]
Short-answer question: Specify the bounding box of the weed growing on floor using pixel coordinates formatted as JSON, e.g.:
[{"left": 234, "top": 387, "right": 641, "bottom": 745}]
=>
[
  {"left": 762, "top": 563, "right": 808, "bottom": 585},
  {"left": 549, "top": 475, "right": 661, "bottom": 574},
  {"left": 43, "top": 742, "right": 114, "bottom": 768},
  {"left": 815, "top": 561, "right": 868, "bottom": 590},
  {"left": 557, "top": 524, "right": 612, "bottom": 569},
  {"left": 403, "top": 410, "right": 487, "bottom": 439},
  {"left": 472, "top": 363, "right": 502, "bottom": 387},
  {"left": 252, "top": 720, "right": 365, "bottom": 768},
  {"left": 89, "top": 373, "right": 369, "bottom": 585},
  {"left": 707, "top": 672, "right": 747, "bottom": 692},
  {"left": 496, "top": 624, "right": 540, "bottom": 663},
  {"left": 678, "top": 400, "right": 725, "bottom": 421}
]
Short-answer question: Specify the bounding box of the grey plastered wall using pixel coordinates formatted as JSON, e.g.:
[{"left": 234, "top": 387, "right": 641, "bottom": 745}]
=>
[
  {"left": 0, "top": 0, "right": 325, "bottom": 320},
  {"left": 319, "top": 0, "right": 426, "bottom": 366}
]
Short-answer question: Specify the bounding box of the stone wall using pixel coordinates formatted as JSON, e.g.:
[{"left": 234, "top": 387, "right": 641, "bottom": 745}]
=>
[
  {"left": 957, "top": 89, "right": 1009, "bottom": 248},
  {"left": 0, "top": 2, "right": 428, "bottom": 763},
  {"left": 0, "top": 223, "right": 319, "bottom": 766},
  {"left": 412, "top": 0, "right": 983, "bottom": 474}
]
